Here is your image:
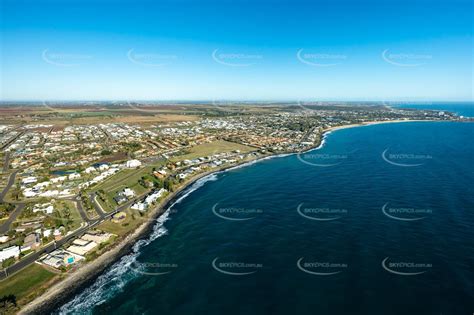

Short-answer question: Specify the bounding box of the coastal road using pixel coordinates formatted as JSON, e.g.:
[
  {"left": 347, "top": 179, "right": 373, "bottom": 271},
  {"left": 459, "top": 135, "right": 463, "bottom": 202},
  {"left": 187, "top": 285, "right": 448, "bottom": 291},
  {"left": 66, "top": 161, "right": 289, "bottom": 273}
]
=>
[
  {"left": 0, "top": 220, "right": 101, "bottom": 280},
  {"left": 0, "top": 187, "right": 148, "bottom": 280}
]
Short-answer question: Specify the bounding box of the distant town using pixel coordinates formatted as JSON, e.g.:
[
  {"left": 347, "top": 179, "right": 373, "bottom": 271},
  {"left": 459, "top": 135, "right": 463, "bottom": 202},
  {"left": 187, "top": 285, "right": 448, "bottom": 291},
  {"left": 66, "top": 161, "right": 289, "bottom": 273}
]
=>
[{"left": 0, "top": 102, "right": 468, "bottom": 312}]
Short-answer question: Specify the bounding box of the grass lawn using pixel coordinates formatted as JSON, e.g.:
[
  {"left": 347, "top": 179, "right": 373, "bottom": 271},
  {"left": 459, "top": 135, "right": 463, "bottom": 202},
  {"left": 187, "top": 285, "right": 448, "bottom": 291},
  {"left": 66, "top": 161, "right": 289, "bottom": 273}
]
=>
[
  {"left": 95, "top": 181, "right": 149, "bottom": 213},
  {"left": 98, "top": 212, "right": 146, "bottom": 236},
  {"left": 56, "top": 200, "right": 83, "bottom": 230},
  {"left": 95, "top": 194, "right": 114, "bottom": 213},
  {"left": 92, "top": 159, "right": 165, "bottom": 194},
  {"left": 0, "top": 264, "right": 57, "bottom": 303},
  {"left": 92, "top": 168, "right": 137, "bottom": 192},
  {"left": 172, "top": 140, "right": 255, "bottom": 162},
  {"left": 19, "top": 200, "right": 83, "bottom": 231}
]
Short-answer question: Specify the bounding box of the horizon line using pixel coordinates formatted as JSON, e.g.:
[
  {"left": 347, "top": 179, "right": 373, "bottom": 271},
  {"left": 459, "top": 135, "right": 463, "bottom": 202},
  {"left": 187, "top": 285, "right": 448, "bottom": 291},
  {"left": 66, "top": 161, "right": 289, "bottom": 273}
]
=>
[{"left": 0, "top": 100, "right": 473, "bottom": 104}]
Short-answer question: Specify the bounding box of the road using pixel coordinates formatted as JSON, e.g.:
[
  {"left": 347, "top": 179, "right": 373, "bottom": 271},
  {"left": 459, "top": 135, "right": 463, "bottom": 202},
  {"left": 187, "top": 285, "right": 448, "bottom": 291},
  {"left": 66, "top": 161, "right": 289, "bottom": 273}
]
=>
[
  {"left": 0, "top": 136, "right": 155, "bottom": 279},
  {"left": 2, "top": 152, "right": 10, "bottom": 173},
  {"left": 0, "top": 220, "right": 99, "bottom": 280},
  {"left": 74, "top": 198, "right": 92, "bottom": 223},
  {"left": 0, "top": 192, "right": 142, "bottom": 280},
  {"left": 0, "top": 170, "right": 24, "bottom": 234},
  {"left": 89, "top": 193, "right": 106, "bottom": 218},
  {"left": 0, "top": 203, "right": 25, "bottom": 235},
  {"left": 0, "top": 131, "right": 24, "bottom": 151},
  {"left": 0, "top": 170, "right": 18, "bottom": 202},
  {"left": 300, "top": 126, "right": 318, "bottom": 144}
]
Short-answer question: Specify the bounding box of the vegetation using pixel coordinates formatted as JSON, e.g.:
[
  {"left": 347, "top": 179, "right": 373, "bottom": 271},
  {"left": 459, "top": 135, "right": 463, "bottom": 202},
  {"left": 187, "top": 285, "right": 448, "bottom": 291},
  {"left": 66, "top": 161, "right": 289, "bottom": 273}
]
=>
[
  {"left": 1, "top": 258, "right": 15, "bottom": 269},
  {"left": 98, "top": 214, "right": 143, "bottom": 236},
  {"left": 0, "top": 294, "right": 17, "bottom": 314},
  {"left": 43, "top": 200, "right": 82, "bottom": 230},
  {"left": 120, "top": 141, "right": 142, "bottom": 152},
  {"left": 171, "top": 140, "right": 254, "bottom": 162},
  {"left": 0, "top": 203, "right": 15, "bottom": 219},
  {"left": 0, "top": 264, "right": 56, "bottom": 312}
]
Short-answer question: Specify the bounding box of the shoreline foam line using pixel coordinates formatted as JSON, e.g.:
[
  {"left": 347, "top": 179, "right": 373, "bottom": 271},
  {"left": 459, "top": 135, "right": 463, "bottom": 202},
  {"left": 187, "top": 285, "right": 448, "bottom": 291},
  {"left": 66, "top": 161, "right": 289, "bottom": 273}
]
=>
[{"left": 19, "top": 119, "right": 461, "bottom": 314}]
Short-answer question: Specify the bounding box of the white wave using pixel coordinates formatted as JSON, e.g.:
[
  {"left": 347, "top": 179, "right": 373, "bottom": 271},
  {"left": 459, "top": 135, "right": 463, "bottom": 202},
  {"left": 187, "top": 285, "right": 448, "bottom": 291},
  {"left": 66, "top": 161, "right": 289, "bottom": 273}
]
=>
[
  {"left": 56, "top": 174, "right": 219, "bottom": 314},
  {"left": 223, "top": 158, "right": 261, "bottom": 171},
  {"left": 56, "top": 215, "right": 170, "bottom": 314},
  {"left": 168, "top": 173, "right": 218, "bottom": 208},
  {"left": 228, "top": 131, "right": 333, "bottom": 172},
  {"left": 56, "top": 138, "right": 338, "bottom": 313},
  {"left": 222, "top": 152, "right": 296, "bottom": 173}
]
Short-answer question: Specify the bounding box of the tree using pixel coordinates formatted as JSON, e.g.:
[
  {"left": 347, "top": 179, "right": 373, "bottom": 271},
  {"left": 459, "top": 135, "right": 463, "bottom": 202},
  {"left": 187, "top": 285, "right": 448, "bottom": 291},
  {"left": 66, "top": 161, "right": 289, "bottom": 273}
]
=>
[
  {"left": 10, "top": 187, "right": 21, "bottom": 201},
  {"left": 2, "top": 257, "right": 15, "bottom": 269},
  {"left": 0, "top": 294, "right": 17, "bottom": 311},
  {"left": 164, "top": 179, "right": 174, "bottom": 191}
]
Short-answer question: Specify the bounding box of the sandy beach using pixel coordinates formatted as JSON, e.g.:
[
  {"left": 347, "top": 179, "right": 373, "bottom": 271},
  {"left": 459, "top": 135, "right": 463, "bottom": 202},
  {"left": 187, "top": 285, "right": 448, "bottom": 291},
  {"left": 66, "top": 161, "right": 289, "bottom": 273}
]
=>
[{"left": 324, "top": 119, "right": 437, "bottom": 133}]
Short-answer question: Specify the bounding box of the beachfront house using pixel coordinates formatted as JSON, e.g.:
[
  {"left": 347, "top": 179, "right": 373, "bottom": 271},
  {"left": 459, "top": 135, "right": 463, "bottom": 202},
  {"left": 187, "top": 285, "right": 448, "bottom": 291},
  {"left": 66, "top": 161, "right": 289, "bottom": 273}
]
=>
[
  {"left": 0, "top": 246, "right": 20, "bottom": 262},
  {"left": 41, "top": 249, "right": 82, "bottom": 269},
  {"left": 131, "top": 188, "right": 167, "bottom": 212}
]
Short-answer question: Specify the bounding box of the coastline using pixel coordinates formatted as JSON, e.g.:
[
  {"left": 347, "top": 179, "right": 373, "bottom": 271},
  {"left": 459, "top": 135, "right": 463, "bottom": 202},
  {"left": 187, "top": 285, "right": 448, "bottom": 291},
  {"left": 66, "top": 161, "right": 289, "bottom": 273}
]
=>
[
  {"left": 18, "top": 157, "right": 273, "bottom": 315},
  {"left": 18, "top": 118, "right": 458, "bottom": 314}
]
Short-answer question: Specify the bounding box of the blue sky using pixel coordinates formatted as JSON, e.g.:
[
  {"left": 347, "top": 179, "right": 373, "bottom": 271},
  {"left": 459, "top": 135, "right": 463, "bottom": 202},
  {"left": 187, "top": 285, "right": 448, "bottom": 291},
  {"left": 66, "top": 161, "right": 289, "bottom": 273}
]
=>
[{"left": 0, "top": 0, "right": 472, "bottom": 101}]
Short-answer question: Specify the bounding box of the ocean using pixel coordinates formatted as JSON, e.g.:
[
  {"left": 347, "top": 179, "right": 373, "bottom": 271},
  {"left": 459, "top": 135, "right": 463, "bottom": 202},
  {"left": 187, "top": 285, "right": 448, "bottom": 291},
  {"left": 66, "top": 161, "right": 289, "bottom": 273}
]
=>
[
  {"left": 391, "top": 102, "right": 474, "bottom": 117},
  {"left": 57, "top": 121, "right": 474, "bottom": 315}
]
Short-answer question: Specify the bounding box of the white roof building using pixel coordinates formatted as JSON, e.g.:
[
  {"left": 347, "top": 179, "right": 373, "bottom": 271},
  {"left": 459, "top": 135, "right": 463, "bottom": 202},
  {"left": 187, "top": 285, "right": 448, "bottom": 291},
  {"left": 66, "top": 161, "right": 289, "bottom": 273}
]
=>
[
  {"left": 126, "top": 159, "right": 142, "bottom": 168},
  {"left": 98, "top": 164, "right": 109, "bottom": 171},
  {"left": 81, "top": 232, "right": 112, "bottom": 244},
  {"left": 131, "top": 189, "right": 167, "bottom": 211},
  {"left": 0, "top": 246, "right": 20, "bottom": 262},
  {"left": 22, "top": 177, "right": 37, "bottom": 185},
  {"left": 68, "top": 173, "right": 81, "bottom": 180},
  {"left": 33, "top": 203, "right": 54, "bottom": 214},
  {"left": 23, "top": 189, "right": 38, "bottom": 198},
  {"left": 131, "top": 202, "right": 147, "bottom": 211},
  {"left": 84, "top": 166, "right": 96, "bottom": 174},
  {"left": 66, "top": 241, "right": 98, "bottom": 256},
  {"left": 123, "top": 188, "right": 135, "bottom": 198}
]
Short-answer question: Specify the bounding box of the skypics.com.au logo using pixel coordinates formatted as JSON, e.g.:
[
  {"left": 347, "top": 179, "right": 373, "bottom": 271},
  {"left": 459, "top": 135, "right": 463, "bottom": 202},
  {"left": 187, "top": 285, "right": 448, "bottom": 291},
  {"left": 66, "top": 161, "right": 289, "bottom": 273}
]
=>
[
  {"left": 212, "top": 203, "right": 263, "bottom": 221},
  {"left": 381, "top": 257, "right": 432, "bottom": 276},
  {"left": 297, "top": 49, "right": 347, "bottom": 67},
  {"left": 297, "top": 257, "right": 348, "bottom": 276},
  {"left": 212, "top": 257, "right": 263, "bottom": 276},
  {"left": 382, "top": 148, "right": 432, "bottom": 167},
  {"left": 382, "top": 203, "right": 433, "bottom": 221},
  {"left": 297, "top": 203, "right": 348, "bottom": 221},
  {"left": 212, "top": 49, "right": 263, "bottom": 67}
]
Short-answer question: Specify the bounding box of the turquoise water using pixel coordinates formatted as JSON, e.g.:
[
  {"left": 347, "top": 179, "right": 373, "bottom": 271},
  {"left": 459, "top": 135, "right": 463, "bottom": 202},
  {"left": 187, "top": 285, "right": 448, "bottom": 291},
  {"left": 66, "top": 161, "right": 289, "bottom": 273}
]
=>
[{"left": 58, "top": 122, "right": 474, "bottom": 315}]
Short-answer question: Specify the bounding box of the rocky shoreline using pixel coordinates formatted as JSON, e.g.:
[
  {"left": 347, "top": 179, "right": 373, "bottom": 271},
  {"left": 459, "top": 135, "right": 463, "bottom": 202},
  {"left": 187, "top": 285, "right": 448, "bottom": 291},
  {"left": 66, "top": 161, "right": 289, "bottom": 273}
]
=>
[
  {"left": 18, "top": 119, "right": 444, "bottom": 314},
  {"left": 19, "top": 155, "right": 274, "bottom": 314}
]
